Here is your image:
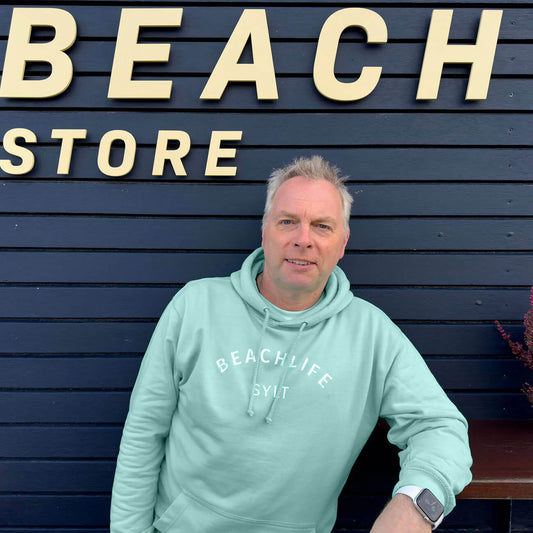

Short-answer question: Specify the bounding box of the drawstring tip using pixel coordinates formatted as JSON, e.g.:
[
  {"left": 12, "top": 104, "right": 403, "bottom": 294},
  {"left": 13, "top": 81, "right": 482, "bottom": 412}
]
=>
[
  {"left": 265, "top": 416, "right": 273, "bottom": 424},
  {"left": 247, "top": 408, "right": 255, "bottom": 417}
]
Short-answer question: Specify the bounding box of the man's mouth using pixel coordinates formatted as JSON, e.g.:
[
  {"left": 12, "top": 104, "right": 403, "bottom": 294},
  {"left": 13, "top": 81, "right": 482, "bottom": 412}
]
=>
[{"left": 287, "top": 259, "right": 313, "bottom": 266}]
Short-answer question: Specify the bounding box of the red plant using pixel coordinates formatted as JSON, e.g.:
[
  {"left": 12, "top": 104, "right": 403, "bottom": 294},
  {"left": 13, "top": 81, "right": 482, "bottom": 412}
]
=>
[{"left": 495, "top": 286, "right": 533, "bottom": 406}]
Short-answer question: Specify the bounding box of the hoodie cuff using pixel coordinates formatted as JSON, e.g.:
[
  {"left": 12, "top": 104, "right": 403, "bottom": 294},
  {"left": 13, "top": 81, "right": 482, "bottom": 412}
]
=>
[{"left": 392, "top": 468, "right": 454, "bottom": 516}]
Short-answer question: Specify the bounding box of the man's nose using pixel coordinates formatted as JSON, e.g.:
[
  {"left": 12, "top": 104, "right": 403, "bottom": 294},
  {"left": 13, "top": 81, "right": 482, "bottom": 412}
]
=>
[{"left": 293, "top": 224, "right": 312, "bottom": 248}]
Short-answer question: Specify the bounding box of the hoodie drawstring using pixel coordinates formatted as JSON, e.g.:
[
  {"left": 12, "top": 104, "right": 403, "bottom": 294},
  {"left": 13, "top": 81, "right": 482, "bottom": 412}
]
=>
[
  {"left": 247, "top": 311, "right": 308, "bottom": 424},
  {"left": 265, "top": 321, "right": 307, "bottom": 424},
  {"left": 247, "top": 308, "right": 270, "bottom": 418}
]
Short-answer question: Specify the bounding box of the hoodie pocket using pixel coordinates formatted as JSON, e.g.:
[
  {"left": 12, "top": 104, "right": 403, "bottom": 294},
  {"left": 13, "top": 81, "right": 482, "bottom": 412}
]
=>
[{"left": 153, "top": 489, "right": 316, "bottom": 533}]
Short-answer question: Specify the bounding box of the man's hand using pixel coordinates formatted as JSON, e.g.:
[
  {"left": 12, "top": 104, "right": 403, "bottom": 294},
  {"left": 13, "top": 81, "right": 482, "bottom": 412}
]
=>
[{"left": 370, "top": 494, "right": 432, "bottom": 533}]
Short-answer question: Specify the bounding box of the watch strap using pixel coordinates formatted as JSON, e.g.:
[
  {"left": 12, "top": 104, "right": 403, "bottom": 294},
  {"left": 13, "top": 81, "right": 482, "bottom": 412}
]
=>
[
  {"left": 396, "top": 485, "right": 444, "bottom": 530},
  {"left": 396, "top": 485, "right": 423, "bottom": 499}
]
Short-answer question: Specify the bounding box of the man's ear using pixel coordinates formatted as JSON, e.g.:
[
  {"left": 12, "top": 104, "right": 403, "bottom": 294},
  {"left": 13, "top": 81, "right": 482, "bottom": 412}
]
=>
[{"left": 340, "top": 228, "right": 350, "bottom": 258}]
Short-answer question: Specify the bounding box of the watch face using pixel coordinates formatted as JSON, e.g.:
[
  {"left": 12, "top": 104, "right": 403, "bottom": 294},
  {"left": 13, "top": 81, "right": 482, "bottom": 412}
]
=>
[{"left": 416, "top": 489, "right": 444, "bottom": 522}]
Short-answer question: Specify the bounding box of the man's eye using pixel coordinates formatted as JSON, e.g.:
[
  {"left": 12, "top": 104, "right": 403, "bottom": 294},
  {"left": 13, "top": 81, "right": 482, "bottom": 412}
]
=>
[
  {"left": 318, "top": 224, "right": 330, "bottom": 230},
  {"left": 281, "top": 220, "right": 292, "bottom": 225}
]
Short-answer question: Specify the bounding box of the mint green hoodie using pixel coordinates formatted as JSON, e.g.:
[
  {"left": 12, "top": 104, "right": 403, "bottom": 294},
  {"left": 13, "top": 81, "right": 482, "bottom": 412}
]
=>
[{"left": 110, "top": 248, "right": 471, "bottom": 533}]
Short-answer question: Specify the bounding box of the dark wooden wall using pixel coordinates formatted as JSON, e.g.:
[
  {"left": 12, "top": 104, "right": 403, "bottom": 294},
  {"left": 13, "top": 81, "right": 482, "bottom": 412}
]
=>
[{"left": 1, "top": 1, "right": 532, "bottom": 531}]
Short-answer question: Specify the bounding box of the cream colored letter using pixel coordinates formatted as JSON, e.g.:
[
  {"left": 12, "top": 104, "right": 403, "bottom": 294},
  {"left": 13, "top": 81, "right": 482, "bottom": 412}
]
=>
[
  {"left": 51, "top": 129, "right": 87, "bottom": 175},
  {"left": 417, "top": 9, "right": 503, "bottom": 100},
  {"left": 108, "top": 8, "right": 182, "bottom": 99},
  {"left": 152, "top": 130, "right": 191, "bottom": 176},
  {"left": 313, "top": 8, "right": 387, "bottom": 101},
  {"left": 200, "top": 10, "right": 277, "bottom": 100},
  {"left": 0, "top": 128, "right": 37, "bottom": 175},
  {"left": 97, "top": 130, "right": 136, "bottom": 177},
  {"left": 0, "top": 8, "right": 76, "bottom": 98},
  {"left": 205, "top": 131, "right": 242, "bottom": 176}
]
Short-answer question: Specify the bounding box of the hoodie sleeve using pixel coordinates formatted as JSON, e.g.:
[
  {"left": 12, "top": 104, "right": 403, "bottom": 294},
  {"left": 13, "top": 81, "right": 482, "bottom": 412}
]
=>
[
  {"left": 379, "top": 326, "right": 472, "bottom": 516},
  {"left": 110, "top": 299, "right": 182, "bottom": 533}
]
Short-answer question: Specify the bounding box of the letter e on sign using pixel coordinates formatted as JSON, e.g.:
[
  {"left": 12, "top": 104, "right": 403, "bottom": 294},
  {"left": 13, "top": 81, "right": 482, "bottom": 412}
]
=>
[
  {"left": 205, "top": 131, "right": 243, "bottom": 176},
  {"left": 108, "top": 8, "right": 183, "bottom": 99}
]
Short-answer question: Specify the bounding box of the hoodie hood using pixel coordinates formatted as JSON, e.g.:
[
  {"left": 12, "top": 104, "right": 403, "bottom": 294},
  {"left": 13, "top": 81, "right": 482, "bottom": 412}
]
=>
[
  {"left": 231, "top": 248, "right": 355, "bottom": 423},
  {"left": 230, "top": 247, "right": 353, "bottom": 327}
]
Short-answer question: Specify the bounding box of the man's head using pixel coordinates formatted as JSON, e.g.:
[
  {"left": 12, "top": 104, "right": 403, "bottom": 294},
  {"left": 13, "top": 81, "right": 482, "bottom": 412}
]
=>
[
  {"left": 259, "top": 156, "right": 353, "bottom": 310},
  {"left": 262, "top": 156, "right": 353, "bottom": 237}
]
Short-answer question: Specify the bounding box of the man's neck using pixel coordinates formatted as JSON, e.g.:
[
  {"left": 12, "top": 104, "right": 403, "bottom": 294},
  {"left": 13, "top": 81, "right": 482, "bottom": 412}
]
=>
[{"left": 256, "top": 273, "right": 322, "bottom": 312}]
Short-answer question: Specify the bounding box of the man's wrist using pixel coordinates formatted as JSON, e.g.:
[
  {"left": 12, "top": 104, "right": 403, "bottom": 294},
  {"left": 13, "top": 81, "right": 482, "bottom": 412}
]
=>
[
  {"left": 370, "top": 494, "right": 432, "bottom": 533},
  {"left": 395, "top": 486, "right": 444, "bottom": 530}
]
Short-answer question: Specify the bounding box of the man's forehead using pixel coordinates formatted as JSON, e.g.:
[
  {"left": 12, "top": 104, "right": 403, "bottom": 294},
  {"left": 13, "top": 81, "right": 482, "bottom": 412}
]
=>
[{"left": 272, "top": 177, "right": 343, "bottom": 208}]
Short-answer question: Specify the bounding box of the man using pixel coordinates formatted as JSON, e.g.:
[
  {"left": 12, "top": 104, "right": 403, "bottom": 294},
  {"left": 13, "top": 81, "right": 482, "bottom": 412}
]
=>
[{"left": 111, "top": 156, "right": 472, "bottom": 532}]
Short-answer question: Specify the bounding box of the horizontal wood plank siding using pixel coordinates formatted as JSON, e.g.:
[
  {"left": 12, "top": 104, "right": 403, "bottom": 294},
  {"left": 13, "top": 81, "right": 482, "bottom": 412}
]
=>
[
  {"left": 2, "top": 251, "right": 533, "bottom": 285},
  {"left": 1, "top": 111, "right": 531, "bottom": 145},
  {"left": 1, "top": 0, "right": 532, "bottom": 530},
  {"left": 2, "top": 182, "right": 533, "bottom": 215},
  {"left": 2, "top": 147, "right": 531, "bottom": 181}
]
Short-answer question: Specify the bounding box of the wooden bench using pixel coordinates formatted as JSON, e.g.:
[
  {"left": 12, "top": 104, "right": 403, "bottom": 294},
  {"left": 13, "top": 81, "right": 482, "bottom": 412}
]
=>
[
  {"left": 457, "top": 420, "right": 533, "bottom": 533},
  {"left": 337, "top": 419, "right": 533, "bottom": 531}
]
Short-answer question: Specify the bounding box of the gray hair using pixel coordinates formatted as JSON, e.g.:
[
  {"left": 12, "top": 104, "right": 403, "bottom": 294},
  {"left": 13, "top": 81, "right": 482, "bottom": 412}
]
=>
[{"left": 262, "top": 156, "right": 353, "bottom": 235}]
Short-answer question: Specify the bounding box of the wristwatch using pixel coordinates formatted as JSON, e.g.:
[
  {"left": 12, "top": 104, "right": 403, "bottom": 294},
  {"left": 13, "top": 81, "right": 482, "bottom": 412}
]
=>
[{"left": 396, "top": 485, "right": 444, "bottom": 530}]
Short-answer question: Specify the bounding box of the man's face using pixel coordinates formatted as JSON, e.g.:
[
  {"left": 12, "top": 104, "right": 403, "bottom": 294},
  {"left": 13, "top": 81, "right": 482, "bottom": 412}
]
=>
[{"left": 261, "top": 176, "right": 349, "bottom": 309}]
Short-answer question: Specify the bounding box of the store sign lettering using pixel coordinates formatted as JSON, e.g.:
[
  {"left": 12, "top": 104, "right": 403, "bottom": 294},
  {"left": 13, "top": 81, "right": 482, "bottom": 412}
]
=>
[
  {"left": 0, "top": 7, "right": 503, "bottom": 101},
  {"left": 0, "top": 7, "right": 504, "bottom": 177}
]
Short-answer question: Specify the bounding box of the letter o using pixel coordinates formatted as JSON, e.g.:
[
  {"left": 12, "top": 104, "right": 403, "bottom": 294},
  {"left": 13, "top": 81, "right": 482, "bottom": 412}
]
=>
[{"left": 97, "top": 130, "right": 136, "bottom": 177}]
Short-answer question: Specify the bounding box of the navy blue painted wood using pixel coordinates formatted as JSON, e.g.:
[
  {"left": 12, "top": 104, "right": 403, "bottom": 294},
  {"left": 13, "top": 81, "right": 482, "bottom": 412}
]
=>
[
  {"left": 3, "top": 182, "right": 533, "bottom": 216},
  {"left": 0, "top": 357, "right": 141, "bottom": 389},
  {"left": 0, "top": 392, "right": 130, "bottom": 423},
  {"left": 2, "top": 216, "right": 532, "bottom": 250},
  {"left": 1, "top": 287, "right": 531, "bottom": 320},
  {"left": 1, "top": 251, "right": 532, "bottom": 285},
  {"left": 0, "top": 495, "right": 111, "bottom": 527},
  {"left": 512, "top": 502, "right": 533, "bottom": 529},
  {"left": 0, "top": 427, "right": 122, "bottom": 458},
  {"left": 2, "top": 148, "right": 531, "bottom": 181},
  {"left": 0, "top": 78, "right": 529, "bottom": 110},
  {"left": 1, "top": 111, "right": 530, "bottom": 146},
  {"left": 0, "top": 460, "right": 115, "bottom": 492},
  {"left": 1, "top": 0, "right": 532, "bottom": 531},
  {"left": 0, "top": 530, "right": 109, "bottom": 533}
]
